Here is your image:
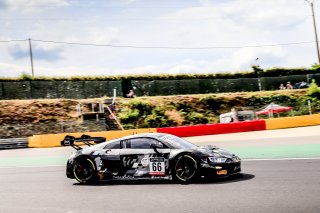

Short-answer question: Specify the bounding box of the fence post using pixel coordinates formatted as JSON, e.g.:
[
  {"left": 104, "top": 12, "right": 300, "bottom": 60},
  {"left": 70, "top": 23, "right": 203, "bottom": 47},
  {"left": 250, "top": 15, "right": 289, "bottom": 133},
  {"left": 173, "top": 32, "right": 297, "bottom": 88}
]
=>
[{"left": 308, "top": 100, "right": 312, "bottom": 115}]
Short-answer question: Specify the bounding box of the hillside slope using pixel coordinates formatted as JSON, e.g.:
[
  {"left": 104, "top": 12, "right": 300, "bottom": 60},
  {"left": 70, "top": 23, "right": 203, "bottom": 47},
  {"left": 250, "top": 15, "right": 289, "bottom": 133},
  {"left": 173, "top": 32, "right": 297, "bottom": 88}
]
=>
[{"left": 0, "top": 89, "right": 311, "bottom": 126}]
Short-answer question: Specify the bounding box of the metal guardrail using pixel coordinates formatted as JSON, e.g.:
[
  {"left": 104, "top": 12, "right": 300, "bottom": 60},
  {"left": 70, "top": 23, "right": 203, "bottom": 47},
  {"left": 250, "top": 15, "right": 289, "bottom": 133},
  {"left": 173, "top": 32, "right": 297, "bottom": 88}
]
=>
[{"left": 0, "top": 138, "right": 28, "bottom": 150}]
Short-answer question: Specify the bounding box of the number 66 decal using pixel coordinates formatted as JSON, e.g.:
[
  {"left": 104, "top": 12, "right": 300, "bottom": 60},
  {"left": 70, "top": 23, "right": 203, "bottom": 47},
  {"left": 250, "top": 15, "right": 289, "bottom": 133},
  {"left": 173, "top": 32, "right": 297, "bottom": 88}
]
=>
[{"left": 149, "top": 157, "right": 165, "bottom": 176}]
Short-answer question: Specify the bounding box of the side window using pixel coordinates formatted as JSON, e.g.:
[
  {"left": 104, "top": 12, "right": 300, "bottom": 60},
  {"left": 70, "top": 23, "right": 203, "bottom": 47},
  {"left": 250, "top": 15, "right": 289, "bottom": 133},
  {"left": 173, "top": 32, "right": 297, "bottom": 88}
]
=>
[
  {"left": 129, "top": 138, "right": 160, "bottom": 149},
  {"left": 104, "top": 141, "right": 121, "bottom": 149}
]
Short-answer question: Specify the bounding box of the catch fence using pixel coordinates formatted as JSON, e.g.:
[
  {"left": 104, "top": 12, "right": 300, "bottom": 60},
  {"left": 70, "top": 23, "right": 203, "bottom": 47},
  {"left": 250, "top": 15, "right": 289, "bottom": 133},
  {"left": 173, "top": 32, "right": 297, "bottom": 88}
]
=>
[{"left": 1, "top": 73, "right": 320, "bottom": 99}]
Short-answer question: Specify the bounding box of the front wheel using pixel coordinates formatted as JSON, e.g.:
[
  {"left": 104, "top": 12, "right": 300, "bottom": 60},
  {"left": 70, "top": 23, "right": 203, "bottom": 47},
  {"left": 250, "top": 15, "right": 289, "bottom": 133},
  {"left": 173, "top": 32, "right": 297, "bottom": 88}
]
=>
[
  {"left": 173, "top": 154, "right": 198, "bottom": 183},
  {"left": 73, "top": 158, "right": 96, "bottom": 184}
]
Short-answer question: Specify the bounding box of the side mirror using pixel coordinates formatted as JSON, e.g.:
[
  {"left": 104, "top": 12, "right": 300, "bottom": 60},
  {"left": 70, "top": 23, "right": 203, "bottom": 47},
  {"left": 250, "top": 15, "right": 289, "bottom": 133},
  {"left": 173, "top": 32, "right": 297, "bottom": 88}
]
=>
[
  {"left": 151, "top": 143, "right": 163, "bottom": 149},
  {"left": 151, "top": 143, "right": 163, "bottom": 154}
]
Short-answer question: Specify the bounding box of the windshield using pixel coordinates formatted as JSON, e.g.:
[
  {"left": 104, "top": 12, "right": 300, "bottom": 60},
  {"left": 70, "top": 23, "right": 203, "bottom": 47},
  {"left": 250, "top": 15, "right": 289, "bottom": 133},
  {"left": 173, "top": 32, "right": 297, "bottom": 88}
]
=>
[{"left": 160, "top": 135, "right": 197, "bottom": 149}]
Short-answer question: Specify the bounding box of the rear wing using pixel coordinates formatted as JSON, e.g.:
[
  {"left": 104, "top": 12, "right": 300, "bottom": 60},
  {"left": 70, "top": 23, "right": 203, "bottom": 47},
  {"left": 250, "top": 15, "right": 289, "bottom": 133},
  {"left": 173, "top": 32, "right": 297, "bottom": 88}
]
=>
[{"left": 61, "top": 134, "right": 106, "bottom": 150}]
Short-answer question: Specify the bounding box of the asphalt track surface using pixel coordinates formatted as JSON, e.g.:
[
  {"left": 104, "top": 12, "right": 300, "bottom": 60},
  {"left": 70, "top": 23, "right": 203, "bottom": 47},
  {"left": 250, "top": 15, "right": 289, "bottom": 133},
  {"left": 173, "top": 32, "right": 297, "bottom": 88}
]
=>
[{"left": 1, "top": 126, "right": 320, "bottom": 213}]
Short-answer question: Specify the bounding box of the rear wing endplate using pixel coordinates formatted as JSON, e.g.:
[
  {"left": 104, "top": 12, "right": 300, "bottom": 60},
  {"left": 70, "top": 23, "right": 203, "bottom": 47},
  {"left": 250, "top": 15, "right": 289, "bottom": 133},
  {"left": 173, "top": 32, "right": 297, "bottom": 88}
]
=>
[{"left": 61, "top": 134, "right": 106, "bottom": 150}]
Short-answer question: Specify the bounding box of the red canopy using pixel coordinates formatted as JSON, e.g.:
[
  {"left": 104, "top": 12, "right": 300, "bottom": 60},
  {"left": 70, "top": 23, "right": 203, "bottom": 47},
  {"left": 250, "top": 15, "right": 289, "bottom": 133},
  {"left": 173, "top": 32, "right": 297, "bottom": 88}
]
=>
[{"left": 256, "top": 103, "right": 293, "bottom": 115}]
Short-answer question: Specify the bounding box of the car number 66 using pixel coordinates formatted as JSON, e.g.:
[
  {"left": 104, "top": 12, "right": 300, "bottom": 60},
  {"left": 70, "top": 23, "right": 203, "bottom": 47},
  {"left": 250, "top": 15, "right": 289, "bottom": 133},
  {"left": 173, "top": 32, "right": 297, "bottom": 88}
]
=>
[
  {"left": 152, "top": 162, "right": 163, "bottom": 171},
  {"left": 149, "top": 158, "right": 165, "bottom": 175}
]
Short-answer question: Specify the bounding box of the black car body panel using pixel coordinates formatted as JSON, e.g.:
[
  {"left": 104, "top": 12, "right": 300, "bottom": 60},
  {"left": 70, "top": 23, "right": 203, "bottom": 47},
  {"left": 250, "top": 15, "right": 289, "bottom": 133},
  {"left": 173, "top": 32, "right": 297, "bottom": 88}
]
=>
[{"left": 64, "top": 133, "right": 241, "bottom": 183}]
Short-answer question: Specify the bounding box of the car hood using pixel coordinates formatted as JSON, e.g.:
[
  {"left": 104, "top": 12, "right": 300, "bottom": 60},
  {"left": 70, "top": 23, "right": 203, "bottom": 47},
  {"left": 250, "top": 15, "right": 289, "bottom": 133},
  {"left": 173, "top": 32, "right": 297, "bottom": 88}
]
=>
[{"left": 196, "top": 145, "right": 236, "bottom": 158}]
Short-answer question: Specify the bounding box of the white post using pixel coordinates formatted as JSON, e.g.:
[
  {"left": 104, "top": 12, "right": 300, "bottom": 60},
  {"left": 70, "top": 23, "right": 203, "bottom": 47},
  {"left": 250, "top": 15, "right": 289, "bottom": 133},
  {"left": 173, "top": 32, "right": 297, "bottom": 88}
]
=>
[
  {"left": 308, "top": 100, "right": 312, "bottom": 115},
  {"left": 28, "top": 38, "right": 34, "bottom": 78},
  {"left": 258, "top": 78, "right": 262, "bottom": 91},
  {"left": 112, "top": 88, "right": 116, "bottom": 104}
]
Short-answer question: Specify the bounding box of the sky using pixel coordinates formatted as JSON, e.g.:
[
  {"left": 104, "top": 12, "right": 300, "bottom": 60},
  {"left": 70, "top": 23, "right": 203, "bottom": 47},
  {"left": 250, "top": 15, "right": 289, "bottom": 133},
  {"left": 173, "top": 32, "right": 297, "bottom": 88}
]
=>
[{"left": 0, "top": 0, "right": 319, "bottom": 77}]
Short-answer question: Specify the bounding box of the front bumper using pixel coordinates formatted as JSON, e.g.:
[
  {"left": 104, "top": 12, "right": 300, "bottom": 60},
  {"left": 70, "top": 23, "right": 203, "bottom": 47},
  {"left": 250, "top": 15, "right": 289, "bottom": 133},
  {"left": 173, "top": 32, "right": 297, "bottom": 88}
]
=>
[{"left": 200, "top": 161, "right": 241, "bottom": 177}]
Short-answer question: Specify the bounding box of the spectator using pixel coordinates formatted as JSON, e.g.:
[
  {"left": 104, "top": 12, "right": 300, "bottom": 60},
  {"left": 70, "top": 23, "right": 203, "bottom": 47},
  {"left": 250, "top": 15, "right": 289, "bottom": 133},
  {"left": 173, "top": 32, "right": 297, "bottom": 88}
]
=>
[
  {"left": 299, "top": 81, "right": 308, "bottom": 89},
  {"left": 126, "top": 89, "right": 135, "bottom": 98},
  {"left": 286, "top": 82, "right": 293, "bottom": 90},
  {"left": 108, "top": 103, "right": 117, "bottom": 112},
  {"left": 279, "top": 84, "right": 286, "bottom": 90},
  {"left": 231, "top": 108, "right": 239, "bottom": 122},
  {"left": 293, "top": 81, "right": 309, "bottom": 89}
]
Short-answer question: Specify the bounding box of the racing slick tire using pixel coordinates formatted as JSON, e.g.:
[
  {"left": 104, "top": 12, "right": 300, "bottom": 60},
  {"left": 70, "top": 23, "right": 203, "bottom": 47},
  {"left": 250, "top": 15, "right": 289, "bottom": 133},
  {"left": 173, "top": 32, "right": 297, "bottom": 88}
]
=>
[
  {"left": 73, "top": 157, "right": 97, "bottom": 184},
  {"left": 173, "top": 154, "right": 198, "bottom": 183}
]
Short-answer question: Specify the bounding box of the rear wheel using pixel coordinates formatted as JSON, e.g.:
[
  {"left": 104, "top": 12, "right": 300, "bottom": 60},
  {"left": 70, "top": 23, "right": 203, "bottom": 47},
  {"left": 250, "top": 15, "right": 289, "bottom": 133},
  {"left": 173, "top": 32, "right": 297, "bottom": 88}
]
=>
[
  {"left": 73, "top": 158, "right": 96, "bottom": 184},
  {"left": 173, "top": 154, "right": 198, "bottom": 183}
]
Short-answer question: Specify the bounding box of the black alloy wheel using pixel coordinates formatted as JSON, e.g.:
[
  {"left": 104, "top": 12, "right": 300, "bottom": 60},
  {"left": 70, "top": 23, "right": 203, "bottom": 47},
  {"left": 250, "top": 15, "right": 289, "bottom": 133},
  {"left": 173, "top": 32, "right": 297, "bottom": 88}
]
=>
[
  {"left": 174, "top": 155, "right": 198, "bottom": 183},
  {"left": 73, "top": 158, "right": 96, "bottom": 183}
]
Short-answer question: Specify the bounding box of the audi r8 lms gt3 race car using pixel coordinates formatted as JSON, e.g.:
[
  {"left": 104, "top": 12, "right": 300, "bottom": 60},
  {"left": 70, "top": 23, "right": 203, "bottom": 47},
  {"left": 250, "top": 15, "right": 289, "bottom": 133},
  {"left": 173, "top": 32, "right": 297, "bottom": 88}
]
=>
[{"left": 61, "top": 133, "right": 241, "bottom": 184}]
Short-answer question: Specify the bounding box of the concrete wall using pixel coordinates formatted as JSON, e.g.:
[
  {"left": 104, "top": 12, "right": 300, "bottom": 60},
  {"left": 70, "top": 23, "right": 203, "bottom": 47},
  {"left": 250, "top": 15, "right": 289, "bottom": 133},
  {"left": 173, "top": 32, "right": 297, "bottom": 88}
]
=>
[
  {"left": 28, "top": 128, "right": 157, "bottom": 148},
  {"left": 27, "top": 114, "right": 320, "bottom": 148},
  {"left": 0, "top": 120, "right": 107, "bottom": 138}
]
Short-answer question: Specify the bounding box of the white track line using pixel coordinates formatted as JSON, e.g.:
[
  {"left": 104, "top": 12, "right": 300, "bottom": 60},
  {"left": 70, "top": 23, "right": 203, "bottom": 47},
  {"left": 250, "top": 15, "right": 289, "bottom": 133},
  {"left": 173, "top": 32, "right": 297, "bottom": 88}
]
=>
[{"left": 243, "top": 157, "right": 320, "bottom": 161}]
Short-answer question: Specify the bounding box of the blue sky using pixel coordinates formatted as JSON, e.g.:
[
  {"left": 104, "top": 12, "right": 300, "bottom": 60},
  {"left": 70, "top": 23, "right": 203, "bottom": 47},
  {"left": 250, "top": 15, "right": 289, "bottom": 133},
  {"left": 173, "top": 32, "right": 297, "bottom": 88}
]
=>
[{"left": 0, "top": 0, "right": 319, "bottom": 77}]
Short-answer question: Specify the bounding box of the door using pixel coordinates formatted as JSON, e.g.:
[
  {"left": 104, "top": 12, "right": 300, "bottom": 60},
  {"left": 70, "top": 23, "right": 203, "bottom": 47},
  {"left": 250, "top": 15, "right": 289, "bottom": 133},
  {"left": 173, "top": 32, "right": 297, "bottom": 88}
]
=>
[{"left": 119, "top": 137, "right": 170, "bottom": 178}]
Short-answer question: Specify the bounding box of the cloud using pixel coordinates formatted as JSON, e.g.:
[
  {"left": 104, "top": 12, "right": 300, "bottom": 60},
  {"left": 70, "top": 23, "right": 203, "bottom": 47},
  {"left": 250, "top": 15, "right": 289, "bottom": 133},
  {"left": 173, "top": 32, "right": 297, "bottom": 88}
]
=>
[
  {"left": 0, "top": 0, "right": 316, "bottom": 78},
  {"left": 222, "top": 0, "right": 306, "bottom": 31},
  {"left": 6, "top": 0, "right": 69, "bottom": 8},
  {"left": 10, "top": 44, "right": 64, "bottom": 62},
  {"left": 67, "top": 27, "right": 120, "bottom": 44},
  {"left": 122, "top": 0, "right": 137, "bottom": 4},
  {"left": 1, "top": 0, "right": 69, "bottom": 13},
  {"left": 0, "top": 62, "right": 30, "bottom": 77},
  {"left": 124, "top": 46, "right": 288, "bottom": 75},
  {"left": 0, "top": 1, "right": 8, "bottom": 10},
  {"left": 164, "top": 0, "right": 308, "bottom": 47},
  {"left": 226, "top": 46, "right": 286, "bottom": 70}
]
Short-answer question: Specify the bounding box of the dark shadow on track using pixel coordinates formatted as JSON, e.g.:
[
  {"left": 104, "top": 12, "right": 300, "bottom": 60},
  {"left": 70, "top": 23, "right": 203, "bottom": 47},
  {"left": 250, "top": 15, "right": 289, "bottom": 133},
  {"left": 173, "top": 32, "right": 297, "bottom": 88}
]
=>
[
  {"left": 73, "top": 173, "right": 255, "bottom": 186},
  {"left": 194, "top": 173, "right": 255, "bottom": 185}
]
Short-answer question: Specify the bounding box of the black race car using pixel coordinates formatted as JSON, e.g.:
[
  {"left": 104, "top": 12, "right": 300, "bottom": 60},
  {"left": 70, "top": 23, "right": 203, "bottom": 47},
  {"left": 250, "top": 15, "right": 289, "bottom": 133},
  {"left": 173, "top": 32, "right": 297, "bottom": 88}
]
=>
[{"left": 62, "top": 133, "right": 241, "bottom": 184}]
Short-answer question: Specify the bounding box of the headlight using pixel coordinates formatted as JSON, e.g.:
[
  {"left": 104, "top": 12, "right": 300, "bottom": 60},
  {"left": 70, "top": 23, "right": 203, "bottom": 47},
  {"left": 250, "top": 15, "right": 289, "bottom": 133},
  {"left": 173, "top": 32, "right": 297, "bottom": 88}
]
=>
[
  {"left": 208, "top": 157, "right": 227, "bottom": 163},
  {"left": 232, "top": 156, "right": 241, "bottom": 162}
]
